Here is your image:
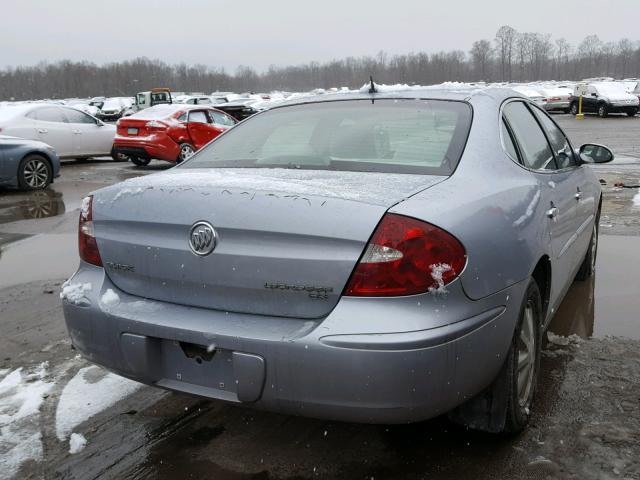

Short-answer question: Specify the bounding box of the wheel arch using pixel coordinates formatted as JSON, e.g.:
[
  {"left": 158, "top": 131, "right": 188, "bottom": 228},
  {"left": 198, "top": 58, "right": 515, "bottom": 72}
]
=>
[
  {"left": 530, "top": 255, "right": 551, "bottom": 323},
  {"left": 22, "top": 149, "right": 54, "bottom": 171}
]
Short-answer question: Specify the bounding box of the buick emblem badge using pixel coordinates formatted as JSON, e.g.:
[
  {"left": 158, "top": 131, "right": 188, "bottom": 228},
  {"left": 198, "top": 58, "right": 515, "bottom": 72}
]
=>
[{"left": 189, "top": 221, "right": 217, "bottom": 256}]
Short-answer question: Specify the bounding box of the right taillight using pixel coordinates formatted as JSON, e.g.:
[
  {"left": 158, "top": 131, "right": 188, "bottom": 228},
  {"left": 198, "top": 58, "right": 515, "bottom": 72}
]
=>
[
  {"left": 79, "top": 195, "right": 102, "bottom": 267},
  {"left": 344, "top": 213, "right": 466, "bottom": 297}
]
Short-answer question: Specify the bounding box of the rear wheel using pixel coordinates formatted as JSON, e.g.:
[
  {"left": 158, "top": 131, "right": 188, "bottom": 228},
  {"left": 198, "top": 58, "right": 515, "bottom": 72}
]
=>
[
  {"left": 177, "top": 143, "right": 195, "bottom": 163},
  {"left": 597, "top": 103, "right": 609, "bottom": 118},
  {"left": 17, "top": 155, "right": 52, "bottom": 190},
  {"left": 450, "top": 279, "right": 541, "bottom": 434},
  {"left": 130, "top": 156, "right": 151, "bottom": 167},
  {"left": 569, "top": 102, "right": 578, "bottom": 115},
  {"left": 627, "top": 108, "right": 638, "bottom": 117},
  {"left": 111, "top": 147, "right": 128, "bottom": 162}
]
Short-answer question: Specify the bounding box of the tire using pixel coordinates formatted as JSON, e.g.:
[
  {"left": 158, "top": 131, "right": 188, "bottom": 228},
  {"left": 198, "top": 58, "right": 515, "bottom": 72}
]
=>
[
  {"left": 569, "top": 102, "right": 578, "bottom": 115},
  {"left": 17, "top": 154, "right": 52, "bottom": 190},
  {"left": 597, "top": 103, "right": 608, "bottom": 118},
  {"left": 111, "top": 147, "right": 128, "bottom": 162},
  {"left": 449, "top": 279, "right": 542, "bottom": 434},
  {"left": 627, "top": 108, "right": 638, "bottom": 117},
  {"left": 177, "top": 143, "right": 195, "bottom": 163},
  {"left": 130, "top": 156, "right": 151, "bottom": 167},
  {"left": 575, "top": 215, "right": 599, "bottom": 281}
]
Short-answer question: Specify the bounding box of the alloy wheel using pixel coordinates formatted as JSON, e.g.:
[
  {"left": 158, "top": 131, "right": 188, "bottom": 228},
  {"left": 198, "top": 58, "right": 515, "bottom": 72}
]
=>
[
  {"left": 179, "top": 144, "right": 195, "bottom": 161},
  {"left": 517, "top": 301, "right": 536, "bottom": 407},
  {"left": 23, "top": 158, "right": 49, "bottom": 189}
]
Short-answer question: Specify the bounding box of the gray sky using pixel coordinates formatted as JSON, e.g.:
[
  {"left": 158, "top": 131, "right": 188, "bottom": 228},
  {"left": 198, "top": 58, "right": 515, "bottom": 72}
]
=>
[{"left": 1, "top": 0, "right": 638, "bottom": 72}]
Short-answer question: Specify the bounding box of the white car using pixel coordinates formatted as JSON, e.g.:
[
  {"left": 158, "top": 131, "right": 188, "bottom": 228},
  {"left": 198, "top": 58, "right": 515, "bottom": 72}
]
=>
[
  {"left": 0, "top": 104, "right": 118, "bottom": 160},
  {"left": 511, "top": 86, "right": 546, "bottom": 107},
  {"left": 533, "top": 87, "right": 573, "bottom": 113}
]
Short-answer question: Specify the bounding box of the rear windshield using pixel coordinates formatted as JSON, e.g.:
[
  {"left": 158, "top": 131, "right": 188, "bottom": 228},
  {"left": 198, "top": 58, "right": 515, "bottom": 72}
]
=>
[
  {"left": 181, "top": 99, "right": 472, "bottom": 175},
  {"left": 130, "top": 105, "right": 180, "bottom": 119}
]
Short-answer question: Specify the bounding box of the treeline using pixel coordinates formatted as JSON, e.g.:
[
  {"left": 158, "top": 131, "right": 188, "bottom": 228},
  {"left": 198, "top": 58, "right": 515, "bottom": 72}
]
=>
[{"left": 2, "top": 26, "right": 640, "bottom": 100}]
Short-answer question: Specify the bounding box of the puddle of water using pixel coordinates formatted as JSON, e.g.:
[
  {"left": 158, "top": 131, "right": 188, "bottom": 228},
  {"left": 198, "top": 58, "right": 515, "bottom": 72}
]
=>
[
  {"left": 0, "top": 234, "right": 77, "bottom": 289},
  {"left": 0, "top": 189, "right": 65, "bottom": 224},
  {"left": 549, "top": 234, "right": 640, "bottom": 339}
]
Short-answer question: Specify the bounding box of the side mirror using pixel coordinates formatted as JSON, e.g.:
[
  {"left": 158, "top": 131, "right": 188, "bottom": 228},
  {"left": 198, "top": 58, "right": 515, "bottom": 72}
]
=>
[
  {"left": 96, "top": 120, "right": 105, "bottom": 127},
  {"left": 579, "top": 144, "right": 614, "bottom": 164}
]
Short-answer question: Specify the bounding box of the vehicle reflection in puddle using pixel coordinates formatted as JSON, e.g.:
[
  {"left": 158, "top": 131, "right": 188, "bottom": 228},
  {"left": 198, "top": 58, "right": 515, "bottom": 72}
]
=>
[
  {"left": 548, "top": 235, "right": 640, "bottom": 339},
  {"left": 0, "top": 188, "right": 65, "bottom": 224}
]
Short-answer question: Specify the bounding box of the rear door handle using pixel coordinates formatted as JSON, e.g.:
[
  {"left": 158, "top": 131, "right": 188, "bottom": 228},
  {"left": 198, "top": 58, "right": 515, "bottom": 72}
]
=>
[
  {"left": 546, "top": 207, "right": 559, "bottom": 218},
  {"left": 38, "top": 128, "right": 48, "bottom": 134},
  {"left": 73, "top": 129, "right": 82, "bottom": 134},
  {"left": 574, "top": 188, "right": 582, "bottom": 200}
]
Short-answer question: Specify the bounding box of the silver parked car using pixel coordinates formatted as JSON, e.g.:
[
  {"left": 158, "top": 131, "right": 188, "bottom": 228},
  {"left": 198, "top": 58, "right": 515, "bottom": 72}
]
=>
[
  {"left": 0, "top": 104, "right": 118, "bottom": 160},
  {"left": 61, "top": 88, "right": 612, "bottom": 433}
]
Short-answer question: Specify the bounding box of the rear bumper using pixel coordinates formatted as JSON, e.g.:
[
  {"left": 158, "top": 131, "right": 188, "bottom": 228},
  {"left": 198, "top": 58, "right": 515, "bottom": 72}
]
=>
[
  {"left": 113, "top": 135, "right": 179, "bottom": 162},
  {"left": 62, "top": 264, "right": 527, "bottom": 424}
]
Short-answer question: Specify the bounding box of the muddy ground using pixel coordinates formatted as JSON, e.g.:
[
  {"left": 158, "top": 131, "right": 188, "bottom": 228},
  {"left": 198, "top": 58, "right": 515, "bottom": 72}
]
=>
[{"left": 1, "top": 114, "right": 639, "bottom": 480}]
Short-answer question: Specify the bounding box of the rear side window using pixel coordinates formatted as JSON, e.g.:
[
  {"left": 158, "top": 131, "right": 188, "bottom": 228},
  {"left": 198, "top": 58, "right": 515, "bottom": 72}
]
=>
[
  {"left": 33, "top": 107, "right": 68, "bottom": 123},
  {"left": 189, "top": 111, "right": 208, "bottom": 124},
  {"left": 182, "top": 99, "right": 473, "bottom": 176},
  {"left": 531, "top": 107, "right": 577, "bottom": 169},
  {"left": 63, "top": 108, "right": 96, "bottom": 124},
  {"left": 503, "top": 102, "right": 556, "bottom": 171},
  {"left": 209, "top": 110, "right": 235, "bottom": 126}
]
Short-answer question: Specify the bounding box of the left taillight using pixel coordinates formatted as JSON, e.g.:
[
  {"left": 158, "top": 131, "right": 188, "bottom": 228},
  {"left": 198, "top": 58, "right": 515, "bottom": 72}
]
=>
[
  {"left": 146, "top": 120, "right": 167, "bottom": 132},
  {"left": 79, "top": 195, "right": 102, "bottom": 267}
]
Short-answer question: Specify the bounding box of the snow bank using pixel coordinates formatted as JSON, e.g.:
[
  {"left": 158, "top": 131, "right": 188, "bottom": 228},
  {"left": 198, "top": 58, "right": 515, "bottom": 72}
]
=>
[
  {"left": 358, "top": 81, "right": 482, "bottom": 94},
  {"left": 60, "top": 281, "right": 92, "bottom": 306},
  {"left": 0, "top": 363, "right": 53, "bottom": 478},
  {"left": 633, "top": 192, "right": 640, "bottom": 207},
  {"left": 55, "top": 365, "right": 142, "bottom": 441},
  {"left": 68, "top": 433, "right": 87, "bottom": 454}
]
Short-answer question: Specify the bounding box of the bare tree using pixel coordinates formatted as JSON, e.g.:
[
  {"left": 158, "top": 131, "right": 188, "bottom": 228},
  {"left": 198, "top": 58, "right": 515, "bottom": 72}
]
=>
[
  {"left": 617, "top": 38, "right": 635, "bottom": 78},
  {"left": 495, "top": 25, "right": 517, "bottom": 81},
  {"left": 470, "top": 40, "right": 493, "bottom": 81}
]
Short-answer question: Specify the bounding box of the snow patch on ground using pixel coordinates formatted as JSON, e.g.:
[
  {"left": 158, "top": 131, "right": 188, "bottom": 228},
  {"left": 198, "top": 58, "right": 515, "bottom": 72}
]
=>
[
  {"left": 60, "top": 281, "right": 92, "bottom": 306},
  {"left": 633, "top": 191, "right": 640, "bottom": 207},
  {"left": 100, "top": 288, "right": 120, "bottom": 307},
  {"left": 0, "top": 363, "right": 53, "bottom": 479},
  {"left": 547, "top": 331, "right": 585, "bottom": 346},
  {"left": 68, "top": 433, "right": 87, "bottom": 454},
  {"left": 55, "top": 365, "right": 142, "bottom": 441}
]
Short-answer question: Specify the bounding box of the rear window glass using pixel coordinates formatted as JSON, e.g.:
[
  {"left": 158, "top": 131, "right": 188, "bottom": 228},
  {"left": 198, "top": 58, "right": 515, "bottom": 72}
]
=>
[
  {"left": 130, "top": 105, "right": 181, "bottom": 119},
  {"left": 182, "top": 99, "right": 472, "bottom": 175}
]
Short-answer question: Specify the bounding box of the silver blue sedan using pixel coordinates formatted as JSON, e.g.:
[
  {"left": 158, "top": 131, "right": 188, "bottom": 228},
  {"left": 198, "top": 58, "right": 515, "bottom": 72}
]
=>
[
  {"left": 61, "top": 87, "right": 612, "bottom": 433},
  {"left": 0, "top": 135, "right": 60, "bottom": 190}
]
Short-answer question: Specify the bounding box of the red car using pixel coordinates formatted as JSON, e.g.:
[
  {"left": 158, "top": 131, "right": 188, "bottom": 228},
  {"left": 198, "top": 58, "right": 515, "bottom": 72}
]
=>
[{"left": 113, "top": 104, "right": 237, "bottom": 166}]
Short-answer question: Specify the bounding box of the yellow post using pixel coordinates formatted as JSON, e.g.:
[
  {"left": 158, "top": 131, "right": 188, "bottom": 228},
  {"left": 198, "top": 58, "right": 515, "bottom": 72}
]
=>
[{"left": 576, "top": 95, "right": 584, "bottom": 120}]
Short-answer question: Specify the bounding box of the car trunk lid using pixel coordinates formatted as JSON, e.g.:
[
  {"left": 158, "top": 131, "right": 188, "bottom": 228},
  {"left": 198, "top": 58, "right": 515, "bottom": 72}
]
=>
[{"left": 92, "top": 168, "right": 446, "bottom": 318}]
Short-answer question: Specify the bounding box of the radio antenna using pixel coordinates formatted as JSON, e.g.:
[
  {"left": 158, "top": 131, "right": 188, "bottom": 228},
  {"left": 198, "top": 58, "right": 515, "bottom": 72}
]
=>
[{"left": 368, "top": 75, "right": 377, "bottom": 94}]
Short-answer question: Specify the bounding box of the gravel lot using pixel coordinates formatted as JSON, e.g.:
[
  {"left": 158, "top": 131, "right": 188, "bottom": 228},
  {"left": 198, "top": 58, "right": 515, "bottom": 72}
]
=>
[{"left": 1, "top": 114, "right": 639, "bottom": 480}]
